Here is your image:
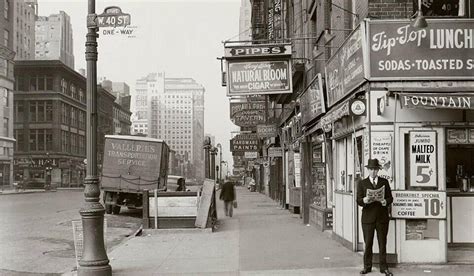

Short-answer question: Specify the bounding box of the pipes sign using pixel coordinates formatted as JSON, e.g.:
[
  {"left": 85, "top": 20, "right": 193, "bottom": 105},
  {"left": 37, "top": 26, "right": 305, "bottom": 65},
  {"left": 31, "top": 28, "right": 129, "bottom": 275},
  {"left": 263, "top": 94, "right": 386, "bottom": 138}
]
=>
[{"left": 409, "top": 131, "right": 437, "bottom": 187}]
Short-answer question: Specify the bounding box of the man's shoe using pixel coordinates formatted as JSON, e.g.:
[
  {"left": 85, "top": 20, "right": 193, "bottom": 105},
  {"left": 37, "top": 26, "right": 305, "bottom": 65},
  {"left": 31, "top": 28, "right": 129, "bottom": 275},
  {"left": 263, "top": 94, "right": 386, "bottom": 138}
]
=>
[
  {"left": 360, "top": 268, "right": 372, "bottom": 274},
  {"left": 380, "top": 269, "right": 393, "bottom": 276}
]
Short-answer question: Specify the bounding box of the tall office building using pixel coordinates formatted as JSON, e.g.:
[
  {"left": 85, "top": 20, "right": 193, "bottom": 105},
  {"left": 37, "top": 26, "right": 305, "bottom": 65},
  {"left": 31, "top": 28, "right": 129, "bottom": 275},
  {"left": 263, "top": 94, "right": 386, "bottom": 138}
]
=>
[
  {"left": 0, "top": 0, "right": 16, "bottom": 188},
  {"left": 132, "top": 72, "right": 165, "bottom": 136},
  {"left": 13, "top": 0, "right": 37, "bottom": 60},
  {"left": 35, "top": 11, "right": 74, "bottom": 69},
  {"left": 239, "top": 0, "right": 252, "bottom": 41},
  {"left": 132, "top": 74, "right": 204, "bottom": 179}
]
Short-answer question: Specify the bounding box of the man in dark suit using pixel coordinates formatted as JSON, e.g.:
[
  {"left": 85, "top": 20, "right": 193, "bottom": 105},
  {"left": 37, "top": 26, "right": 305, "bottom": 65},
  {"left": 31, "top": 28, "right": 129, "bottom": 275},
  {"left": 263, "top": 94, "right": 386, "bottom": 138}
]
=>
[
  {"left": 357, "top": 159, "right": 393, "bottom": 275},
  {"left": 219, "top": 181, "right": 236, "bottom": 217}
]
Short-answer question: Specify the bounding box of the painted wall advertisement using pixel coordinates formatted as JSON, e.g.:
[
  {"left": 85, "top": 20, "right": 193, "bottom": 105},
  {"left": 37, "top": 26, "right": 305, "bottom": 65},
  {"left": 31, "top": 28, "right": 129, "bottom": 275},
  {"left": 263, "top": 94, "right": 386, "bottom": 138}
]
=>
[
  {"left": 325, "top": 25, "right": 366, "bottom": 108},
  {"left": 367, "top": 19, "right": 474, "bottom": 80},
  {"left": 391, "top": 190, "right": 446, "bottom": 219},
  {"left": 227, "top": 60, "right": 292, "bottom": 96},
  {"left": 301, "top": 73, "right": 326, "bottom": 125},
  {"left": 370, "top": 132, "right": 393, "bottom": 183},
  {"left": 409, "top": 131, "right": 437, "bottom": 187}
]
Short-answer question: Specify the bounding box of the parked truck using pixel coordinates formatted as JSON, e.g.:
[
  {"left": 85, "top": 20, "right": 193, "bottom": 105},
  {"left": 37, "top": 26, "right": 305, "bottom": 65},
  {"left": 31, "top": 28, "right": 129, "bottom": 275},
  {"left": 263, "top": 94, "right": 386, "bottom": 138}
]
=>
[{"left": 101, "top": 135, "right": 170, "bottom": 214}]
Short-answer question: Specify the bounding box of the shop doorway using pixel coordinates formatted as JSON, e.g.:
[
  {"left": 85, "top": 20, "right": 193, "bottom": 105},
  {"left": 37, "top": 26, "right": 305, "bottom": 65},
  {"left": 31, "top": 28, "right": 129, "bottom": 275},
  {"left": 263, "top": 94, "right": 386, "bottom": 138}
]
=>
[{"left": 445, "top": 131, "right": 474, "bottom": 263}]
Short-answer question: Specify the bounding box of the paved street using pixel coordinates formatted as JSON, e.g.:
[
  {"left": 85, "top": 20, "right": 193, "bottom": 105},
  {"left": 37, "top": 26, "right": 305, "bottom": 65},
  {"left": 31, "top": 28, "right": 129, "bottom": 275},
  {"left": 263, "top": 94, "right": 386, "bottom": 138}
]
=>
[{"left": 0, "top": 190, "right": 141, "bottom": 275}]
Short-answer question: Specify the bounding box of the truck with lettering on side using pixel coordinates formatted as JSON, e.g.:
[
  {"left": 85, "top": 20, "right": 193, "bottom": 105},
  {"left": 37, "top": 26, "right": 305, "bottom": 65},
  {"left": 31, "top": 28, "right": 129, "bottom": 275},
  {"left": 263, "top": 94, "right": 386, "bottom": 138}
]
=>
[{"left": 101, "top": 135, "right": 170, "bottom": 214}]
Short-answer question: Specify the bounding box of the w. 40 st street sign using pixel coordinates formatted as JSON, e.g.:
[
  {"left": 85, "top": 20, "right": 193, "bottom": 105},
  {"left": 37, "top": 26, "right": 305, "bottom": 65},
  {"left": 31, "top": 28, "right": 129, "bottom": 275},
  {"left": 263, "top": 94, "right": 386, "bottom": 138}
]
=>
[{"left": 96, "top": 6, "right": 131, "bottom": 28}]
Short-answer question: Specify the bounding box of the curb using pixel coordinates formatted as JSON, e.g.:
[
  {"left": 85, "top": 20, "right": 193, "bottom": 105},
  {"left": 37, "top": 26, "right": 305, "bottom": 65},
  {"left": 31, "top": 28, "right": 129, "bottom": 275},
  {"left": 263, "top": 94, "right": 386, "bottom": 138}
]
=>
[
  {"left": 0, "top": 190, "right": 50, "bottom": 196},
  {"left": 142, "top": 227, "right": 213, "bottom": 236}
]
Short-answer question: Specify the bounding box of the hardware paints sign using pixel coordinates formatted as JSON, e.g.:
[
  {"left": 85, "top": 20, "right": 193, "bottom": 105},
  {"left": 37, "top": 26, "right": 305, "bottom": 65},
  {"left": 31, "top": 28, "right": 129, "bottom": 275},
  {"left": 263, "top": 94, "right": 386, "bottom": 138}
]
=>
[{"left": 368, "top": 19, "right": 474, "bottom": 80}]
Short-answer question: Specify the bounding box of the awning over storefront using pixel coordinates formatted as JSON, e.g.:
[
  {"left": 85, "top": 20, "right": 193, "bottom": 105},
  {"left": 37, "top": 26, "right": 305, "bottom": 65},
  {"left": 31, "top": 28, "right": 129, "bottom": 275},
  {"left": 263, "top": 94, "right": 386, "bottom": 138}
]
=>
[
  {"left": 320, "top": 101, "right": 350, "bottom": 132},
  {"left": 400, "top": 93, "right": 474, "bottom": 110}
]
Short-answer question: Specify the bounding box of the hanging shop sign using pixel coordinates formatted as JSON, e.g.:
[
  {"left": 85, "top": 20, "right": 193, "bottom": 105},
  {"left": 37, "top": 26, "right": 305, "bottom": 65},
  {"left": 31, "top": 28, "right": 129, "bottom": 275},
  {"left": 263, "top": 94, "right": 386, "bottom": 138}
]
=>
[
  {"left": 231, "top": 110, "right": 266, "bottom": 127},
  {"left": 446, "top": 128, "right": 474, "bottom": 144},
  {"left": 257, "top": 124, "right": 278, "bottom": 138},
  {"left": 391, "top": 190, "right": 446, "bottom": 219},
  {"left": 227, "top": 60, "right": 292, "bottom": 96},
  {"left": 401, "top": 93, "right": 474, "bottom": 110},
  {"left": 230, "top": 133, "right": 259, "bottom": 152},
  {"left": 370, "top": 132, "right": 393, "bottom": 183},
  {"left": 325, "top": 24, "right": 367, "bottom": 108},
  {"left": 301, "top": 73, "right": 326, "bottom": 125},
  {"left": 409, "top": 131, "right": 438, "bottom": 188},
  {"left": 349, "top": 98, "right": 366, "bottom": 116},
  {"left": 224, "top": 44, "right": 291, "bottom": 58},
  {"left": 230, "top": 101, "right": 266, "bottom": 117},
  {"left": 367, "top": 19, "right": 474, "bottom": 80},
  {"left": 268, "top": 147, "right": 283, "bottom": 158},
  {"left": 320, "top": 101, "right": 350, "bottom": 130},
  {"left": 244, "top": 151, "right": 258, "bottom": 159},
  {"left": 230, "top": 101, "right": 266, "bottom": 127}
]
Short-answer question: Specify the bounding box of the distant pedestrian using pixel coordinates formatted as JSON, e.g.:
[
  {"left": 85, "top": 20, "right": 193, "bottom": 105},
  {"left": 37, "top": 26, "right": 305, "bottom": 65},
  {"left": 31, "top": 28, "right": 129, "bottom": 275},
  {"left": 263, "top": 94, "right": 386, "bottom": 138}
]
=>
[
  {"left": 219, "top": 181, "right": 235, "bottom": 217},
  {"left": 357, "top": 158, "right": 393, "bottom": 276}
]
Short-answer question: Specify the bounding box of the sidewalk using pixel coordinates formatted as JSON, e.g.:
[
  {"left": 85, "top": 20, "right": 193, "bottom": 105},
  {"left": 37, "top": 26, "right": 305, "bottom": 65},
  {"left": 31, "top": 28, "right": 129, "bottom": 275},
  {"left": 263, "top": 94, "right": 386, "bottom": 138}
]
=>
[
  {"left": 102, "top": 186, "right": 473, "bottom": 275},
  {"left": 0, "top": 187, "right": 82, "bottom": 195}
]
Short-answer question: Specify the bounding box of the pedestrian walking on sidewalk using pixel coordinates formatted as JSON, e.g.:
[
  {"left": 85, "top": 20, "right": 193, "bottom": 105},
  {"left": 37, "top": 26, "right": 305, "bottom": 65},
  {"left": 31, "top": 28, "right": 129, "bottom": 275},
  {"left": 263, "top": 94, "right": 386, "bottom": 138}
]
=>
[
  {"left": 219, "top": 181, "right": 235, "bottom": 217},
  {"left": 357, "top": 158, "right": 394, "bottom": 276}
]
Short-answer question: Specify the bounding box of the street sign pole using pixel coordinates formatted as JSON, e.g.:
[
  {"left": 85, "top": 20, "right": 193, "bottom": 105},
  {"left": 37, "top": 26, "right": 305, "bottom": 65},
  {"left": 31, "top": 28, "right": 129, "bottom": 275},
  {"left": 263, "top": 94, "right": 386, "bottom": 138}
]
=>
[{"left": 78, "top": 0, "right": 111, "bottom": 275}]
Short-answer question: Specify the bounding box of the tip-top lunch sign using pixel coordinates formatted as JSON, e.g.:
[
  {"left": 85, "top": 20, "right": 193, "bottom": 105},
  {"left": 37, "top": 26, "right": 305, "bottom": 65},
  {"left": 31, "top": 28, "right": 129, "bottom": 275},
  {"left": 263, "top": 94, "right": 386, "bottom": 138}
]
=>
[
  {"left": 225, "top": 44, "right": 293, "bottom": 97},
  {"left": 367, "top": 19, "right": 474, "bottom": 80}
]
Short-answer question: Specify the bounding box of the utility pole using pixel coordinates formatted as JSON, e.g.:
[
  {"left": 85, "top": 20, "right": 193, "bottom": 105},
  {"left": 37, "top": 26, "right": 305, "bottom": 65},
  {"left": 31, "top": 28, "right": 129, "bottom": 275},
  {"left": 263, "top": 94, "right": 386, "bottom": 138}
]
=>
[
  {"left": 203, "top": 136, "right": 211, "bottom": 179},
  {"left": 216, "top": 143, "right": 222, "bottom": 184},
  {"left": 78, "top": 1, "right": 111, "bottom": 275}
]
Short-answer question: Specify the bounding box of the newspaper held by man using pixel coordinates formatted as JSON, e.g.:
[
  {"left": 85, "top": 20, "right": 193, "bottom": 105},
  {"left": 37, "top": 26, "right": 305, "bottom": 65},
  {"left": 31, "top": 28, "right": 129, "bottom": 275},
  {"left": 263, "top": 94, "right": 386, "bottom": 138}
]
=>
[{"left": 366, "top": 186, "right": 385, "bottom": 202}]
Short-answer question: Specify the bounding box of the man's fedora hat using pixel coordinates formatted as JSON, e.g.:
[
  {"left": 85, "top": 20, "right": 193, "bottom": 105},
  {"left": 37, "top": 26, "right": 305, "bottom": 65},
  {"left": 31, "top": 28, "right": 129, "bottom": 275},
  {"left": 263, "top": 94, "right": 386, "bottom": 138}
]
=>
[{"left": 365, "top": 158, "right": 381, "bottom": 169}]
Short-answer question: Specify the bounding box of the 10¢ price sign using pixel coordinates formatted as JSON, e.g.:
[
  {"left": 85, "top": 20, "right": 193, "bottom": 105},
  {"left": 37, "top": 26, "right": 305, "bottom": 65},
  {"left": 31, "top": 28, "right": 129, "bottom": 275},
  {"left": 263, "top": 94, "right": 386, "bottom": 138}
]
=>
[
  {"left": 391, "top": 190, "right": 446, "bottom": 219},
  {"left": 409, "top": 131, "right": 437, "bottom": 187}
]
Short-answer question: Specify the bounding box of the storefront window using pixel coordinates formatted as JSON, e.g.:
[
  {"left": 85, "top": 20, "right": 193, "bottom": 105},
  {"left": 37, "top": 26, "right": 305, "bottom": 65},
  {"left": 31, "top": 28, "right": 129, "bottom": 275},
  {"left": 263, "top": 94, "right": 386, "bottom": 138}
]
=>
[
  {"left": 311, "top": 143, "right": 327, "bottom": 208},
  {"left": 445, "top": 128, "right": 474, "bottom": 190}
]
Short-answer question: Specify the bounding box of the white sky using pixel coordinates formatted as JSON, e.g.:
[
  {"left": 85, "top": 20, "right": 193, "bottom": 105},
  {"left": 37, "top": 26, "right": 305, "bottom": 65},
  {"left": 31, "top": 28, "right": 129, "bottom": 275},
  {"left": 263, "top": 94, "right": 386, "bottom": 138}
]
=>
[{"left": 37, "top": 0, "right": 241, "bottom": 170}]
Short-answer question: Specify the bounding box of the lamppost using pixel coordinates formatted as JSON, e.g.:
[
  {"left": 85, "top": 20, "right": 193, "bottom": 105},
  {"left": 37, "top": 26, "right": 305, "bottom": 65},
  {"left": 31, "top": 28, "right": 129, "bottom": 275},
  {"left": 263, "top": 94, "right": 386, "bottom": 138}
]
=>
[
  {"left": 203, "top": 136, "right": 211, "bottom": 179},
  {"left": 44, "top": 152, "right": 52, "bottom": 190},
  {"left": 78, "top": 0, "right": 111, "bottom": 275},
  {"left": 210, "top": 146, "right": 217, "bottom": 181},
  {"left": 216, "top": 143, "right": 222, "bottom": 184}
]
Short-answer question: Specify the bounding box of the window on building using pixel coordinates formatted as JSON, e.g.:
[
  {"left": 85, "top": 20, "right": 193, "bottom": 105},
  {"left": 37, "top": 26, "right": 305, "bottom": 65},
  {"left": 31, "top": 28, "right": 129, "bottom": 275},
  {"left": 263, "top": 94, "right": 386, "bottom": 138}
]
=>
[
  {"left": 46, "top": 130, "right": 53, "bottom": 151},
  {"left": 37, "top": 101, "right": 45, "bottom": 121},
  {"left": 3, "top": 117, "right": 8, "bottom": 135},
  {"left": 1, "top": 87, "right": 8, "bottom": 107},
  {"left": 46, "top": 75, "right": 53, "bottom": 90},
  {"left": 14, "top": 129, "right": 25, "bottom": 151},
  {"left": 4, "top": 0, "right": 9, "bottom": 20},
  {"left": 61, "top": 79, "right": 68, "bottom": 94},
  {"left": 29, "top": 102, "right": 36, "bottom": 121},
  {"left": 3, "top": 29, "right": 8, "bottom": 46},
  {"left": 417, "top": 0, "right": 466, "bottom": 17},
  {"left": 46, "top": 101, "right": 53, "bottom": 121},
  {"left": 15, "top": 101, "right": 24, "bottom": 122}
]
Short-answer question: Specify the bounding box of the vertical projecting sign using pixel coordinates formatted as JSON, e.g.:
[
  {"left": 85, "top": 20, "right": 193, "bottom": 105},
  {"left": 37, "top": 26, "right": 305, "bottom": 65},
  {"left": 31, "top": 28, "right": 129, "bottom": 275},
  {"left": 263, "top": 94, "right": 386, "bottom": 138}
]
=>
[{"left": 409, "top": 131, "right": 437, "bottom": 187}]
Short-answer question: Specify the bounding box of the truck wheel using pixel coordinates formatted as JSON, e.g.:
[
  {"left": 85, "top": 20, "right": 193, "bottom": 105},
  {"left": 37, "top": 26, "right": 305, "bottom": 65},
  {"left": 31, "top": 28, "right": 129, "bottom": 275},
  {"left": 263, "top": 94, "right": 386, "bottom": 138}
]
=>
[
  {"left": 105, "top": 204, "right": 112, "bottom": 214},
  {"left": 112, "top": 205, "right": 121, "bottom": 215},
  {"left": 104, "top": 192, "right": 113, "bottom": 214}
]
